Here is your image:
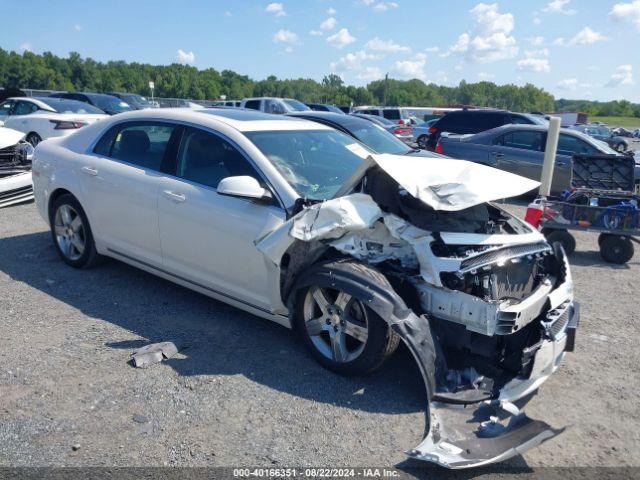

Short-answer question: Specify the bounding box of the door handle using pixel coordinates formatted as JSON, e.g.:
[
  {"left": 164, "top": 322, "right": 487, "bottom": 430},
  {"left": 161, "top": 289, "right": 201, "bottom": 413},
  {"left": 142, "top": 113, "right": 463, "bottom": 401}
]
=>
[
  {"left": 81, "top": 166, "right": 98, "bottom": 176},
  {"left": 492, "top": 152, "right": 505, "bottom": 158},
  {"left": 162, "top": 190, "right": 186, "bottom": 203}
]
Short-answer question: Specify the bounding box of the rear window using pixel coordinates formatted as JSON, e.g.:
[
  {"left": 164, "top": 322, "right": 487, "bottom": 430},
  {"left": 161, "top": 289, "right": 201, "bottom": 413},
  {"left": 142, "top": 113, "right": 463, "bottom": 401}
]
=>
[
  {"left": 382, "top": 109, "right": 400, "bottom": 120},
  {"left": 244, "top": 100, "right": 261, "bottom": 110},
  {"left": 39, "top": 98, "right": 104, "bottom": 114}
]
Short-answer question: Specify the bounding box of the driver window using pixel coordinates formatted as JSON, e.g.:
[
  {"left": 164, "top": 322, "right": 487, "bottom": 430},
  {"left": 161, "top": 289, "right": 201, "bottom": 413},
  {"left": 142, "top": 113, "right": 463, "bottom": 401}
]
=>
[
  {"left": 176, "top": 128, "right": 259, "bottom": 189},
  {"left": 0, "top": 101, "right": 13, "bottom": 117},
  {"left": 265, "top": 100, "right": 285, "bottom": 114}
]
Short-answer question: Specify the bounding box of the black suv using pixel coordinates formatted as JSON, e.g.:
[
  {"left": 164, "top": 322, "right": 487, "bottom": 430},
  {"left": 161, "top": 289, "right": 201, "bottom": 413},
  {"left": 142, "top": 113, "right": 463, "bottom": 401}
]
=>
[{"left": 425, "top": 109, "right": 546, "bottom": 150}]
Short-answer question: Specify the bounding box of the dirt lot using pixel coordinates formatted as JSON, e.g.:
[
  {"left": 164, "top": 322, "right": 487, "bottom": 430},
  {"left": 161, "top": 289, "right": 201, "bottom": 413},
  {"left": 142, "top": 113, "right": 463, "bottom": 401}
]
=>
[{"left": 1, "top": 201, "right": 639, "bottom": 475}]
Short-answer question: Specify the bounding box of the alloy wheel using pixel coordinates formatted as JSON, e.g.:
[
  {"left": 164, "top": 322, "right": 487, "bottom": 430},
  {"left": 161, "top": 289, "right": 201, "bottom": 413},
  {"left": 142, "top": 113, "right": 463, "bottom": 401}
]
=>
[
  {"left": 54, "top": 204, "right": 86, "bottom": 261},
  {"left": 302, "top": 286, "right": 369, "bottom": 363}
]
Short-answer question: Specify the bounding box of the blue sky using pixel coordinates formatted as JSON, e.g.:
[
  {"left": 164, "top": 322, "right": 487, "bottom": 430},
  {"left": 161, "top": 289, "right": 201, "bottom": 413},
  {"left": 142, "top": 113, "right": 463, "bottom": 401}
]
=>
[{"left": 2, "top": 0, "right": 639, "bottom": 101}]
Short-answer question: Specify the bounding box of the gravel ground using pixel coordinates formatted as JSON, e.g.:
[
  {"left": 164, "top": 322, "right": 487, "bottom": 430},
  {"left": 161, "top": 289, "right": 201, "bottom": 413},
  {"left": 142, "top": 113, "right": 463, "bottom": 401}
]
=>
[{"left": 1, "top": 201, "right": 639, "bottom": 476}]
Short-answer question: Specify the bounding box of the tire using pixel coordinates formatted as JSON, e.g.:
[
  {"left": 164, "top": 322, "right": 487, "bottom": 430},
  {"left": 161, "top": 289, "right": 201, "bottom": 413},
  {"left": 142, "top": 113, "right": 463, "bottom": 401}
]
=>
[
  {"left": 599, "top": 234, "right": 634, "bottom": 264},
  {"left": 49, "top": 194, "right": 102, "bottom": 268},
  {"left": 26, "top": 133, "right": 42, "bottom": 147},
  {"left": 292, "top": 260, "right": 400, "bottom": 376},
  {"left": 543, "top": 229, "right": 576, "bottom": 256},
  {"left": 615, "top": 143, "right": 626, "bottom": 152},
  {"left": 417, "top": 135, "right": 428, "bottom": 149}
]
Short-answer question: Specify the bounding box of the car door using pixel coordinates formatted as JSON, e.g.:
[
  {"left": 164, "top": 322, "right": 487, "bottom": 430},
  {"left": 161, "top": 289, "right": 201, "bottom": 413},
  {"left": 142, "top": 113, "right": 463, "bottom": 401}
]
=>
[
  {"left": 492, "top": 130, "right": 546, "bottom": 182},
  {"left": 79, "top": 121, "right": 178, "bottom": 266},
  {"left": 157, "top": 126, "right": 286, "bottom": 311}
]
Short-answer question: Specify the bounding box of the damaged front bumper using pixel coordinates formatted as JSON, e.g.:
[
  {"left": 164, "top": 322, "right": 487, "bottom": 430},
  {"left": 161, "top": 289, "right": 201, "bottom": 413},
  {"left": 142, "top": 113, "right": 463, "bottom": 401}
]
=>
[{"left": 407, "top": 301, "right": 579, "bottom": 469}]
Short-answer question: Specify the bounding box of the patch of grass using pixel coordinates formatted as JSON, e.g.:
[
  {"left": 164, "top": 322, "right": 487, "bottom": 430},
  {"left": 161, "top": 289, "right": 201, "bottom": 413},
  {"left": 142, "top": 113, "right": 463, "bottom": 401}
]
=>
[{"left": 591, "top": 116, "right": 640, "bottom": 129}]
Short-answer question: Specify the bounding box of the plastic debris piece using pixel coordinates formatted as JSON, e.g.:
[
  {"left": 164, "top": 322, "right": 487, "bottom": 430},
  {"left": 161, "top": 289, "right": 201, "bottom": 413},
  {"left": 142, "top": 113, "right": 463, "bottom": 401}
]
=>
[{"left": 131, "top": 341, "right": 178, "bottom": 368}]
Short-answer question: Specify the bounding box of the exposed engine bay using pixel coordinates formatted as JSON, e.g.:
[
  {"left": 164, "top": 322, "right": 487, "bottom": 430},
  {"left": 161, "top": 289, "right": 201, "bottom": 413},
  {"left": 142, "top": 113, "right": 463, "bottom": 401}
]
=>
[
  {"left": 256, "top": 155, "right": 578, "bottom": 469},
  {"left": 0, "top": 129, "right": 34, "bottom": 208}
]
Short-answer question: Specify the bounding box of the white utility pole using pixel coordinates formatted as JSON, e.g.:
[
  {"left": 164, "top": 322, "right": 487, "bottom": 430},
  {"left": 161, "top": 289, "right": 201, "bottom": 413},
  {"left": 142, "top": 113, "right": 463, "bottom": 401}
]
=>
[{"left": 539, "top": 116, "right": 562, "bottom": 197}]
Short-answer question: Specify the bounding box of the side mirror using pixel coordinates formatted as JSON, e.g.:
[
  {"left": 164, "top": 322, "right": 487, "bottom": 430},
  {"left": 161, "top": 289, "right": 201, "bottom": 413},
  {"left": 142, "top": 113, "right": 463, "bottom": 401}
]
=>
[{"left": 217, "top": 176, "right": 272, "bottom": 202}]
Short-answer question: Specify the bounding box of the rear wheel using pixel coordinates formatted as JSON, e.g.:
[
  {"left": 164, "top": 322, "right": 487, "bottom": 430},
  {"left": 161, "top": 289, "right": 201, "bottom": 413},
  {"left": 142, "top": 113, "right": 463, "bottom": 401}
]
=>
[
  {"left": 543, "top": 229, "right": 576, "bottom": 255},
  {"left": 293, "top": 261, "right": 400, "bottom": 376},
  {"left": 50, "top": 194, "right": 102, "bottom": 268},
  {"left": 599, "top": 234, "right": 634, "bottom": 264},
  {"left": 26, "top": 133, "right": 42, "bottom": 147}
]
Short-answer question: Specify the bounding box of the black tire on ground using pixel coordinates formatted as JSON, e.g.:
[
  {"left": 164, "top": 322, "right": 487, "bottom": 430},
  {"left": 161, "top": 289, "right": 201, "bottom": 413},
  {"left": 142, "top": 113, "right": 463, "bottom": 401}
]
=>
[
  {"left": 599, "top": 234, "right": 634, "bottom": 264},
  {"left": 292, "top": 260, "right": 400, "bottom": 376},
  {"left": 543, "top": 229, "right": 576, "bottom": 256},
  {"left": 26, "top": 133, "right": 42, "bottom": 147},
  {"left": 417, "top": 135, "right": 428, "bottom": 149},
  {"left": 49, "top": 193, "right": 103, "bottom": 268},
  {"left": 615, "top": 143, "right": 626, "bottom": 152}
]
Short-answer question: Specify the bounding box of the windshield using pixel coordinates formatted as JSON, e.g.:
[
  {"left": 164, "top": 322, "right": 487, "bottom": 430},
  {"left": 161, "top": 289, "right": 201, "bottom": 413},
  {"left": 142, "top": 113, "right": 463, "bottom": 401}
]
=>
[
  {"left": 38, "top": 98, "right": 104, "bottom": 114},
  {"left": 525, "top": 114, "right": 549, "bottom": 126},
  {"left": 283, "top": 99, "right": 311, "bottom": 112},
  {"left": 93, "top": 96, "right": 132, "bottom": 113},
  {"left": 124, "top": 94, "right": 150, "bottom": 105},
  {"left": 245, "top": 130, "right": 371, "bottom": 200}
]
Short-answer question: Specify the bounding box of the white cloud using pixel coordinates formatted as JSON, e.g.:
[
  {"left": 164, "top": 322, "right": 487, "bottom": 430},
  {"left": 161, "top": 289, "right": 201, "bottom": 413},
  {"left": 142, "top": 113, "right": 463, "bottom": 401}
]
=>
[
  {"left": 557, "top": 78, "right": 578, "bottom": 90},
  {"left": 543, "top": 0, "right": 576, "bottom": 15},
  {"left": 357, "top": 66, "right": 384, "bottom": 81},
  {"left": 443, "top": 3, "right": 518, "bottom": 63},
  {"left": 224, "top": 11, "right": 232, "bottom": 17},
  {"left": 425, "top": 46, "right": 440, "bottom": 53},
  {"left": 19, "top": 42, "right": 32, "bottom": 53},
  {"left": 533, "top": 15, "right": 542, "bottom": 25},
  {"left": 273, "top": 29, "right": 299, "bottom": 44},
  {"left": 393, "top": 53, "right": 427, "bottom": 80},
  {"left": 283, "top": 46, "right": 294, "bottom": 54},
  {"left": 524, "top": 48, "right": 549, "bottom": 58},
  {"left": 327, "top": 28, "right": 356, "bottom": 49},
  {"left": 330, "top": 50, "right": 381, "bottom": 72},
  {"left": 265, "top": 2, "right": 286, "bottom": 17},
  {"left": 552, "top": 37, "right": 565, "bottom": 46},
  {"left": 478, "top": 72, "right": 495, "bottom": 80},
  {"left": 374, "top": 2, "right": 398, "bottom": 12},
  {"left": 610, "top": 1, "right": 640, "bottom": 30},
  {"left": 320, "top": 17, "right": 337, "bottom": 30},
  {"left": 568, "top": 27, "right": 607, "bottom": 46},
  {"left": 176, "top": 49, "right": 195, "bottom": 64},
  {"left": 74, "top": 24, "right": 82, "bottom": 31},
  {"left": 529, "top": 36, "right": 545, "bottom": 46},
  {"left": 517, "top": 57, "right": 550, "bottom": 73},
  {"left": 310, "top": 30, "right": 323, "bottom": 36},
  {"left": 364, "top": 37, "right": 410, "bottom": 53},
  {"left": 606, "top": 64, "right": 634, "bottom": 87},
  {"left": 327, "top": 7, "right": 337, "bottom": 15}
]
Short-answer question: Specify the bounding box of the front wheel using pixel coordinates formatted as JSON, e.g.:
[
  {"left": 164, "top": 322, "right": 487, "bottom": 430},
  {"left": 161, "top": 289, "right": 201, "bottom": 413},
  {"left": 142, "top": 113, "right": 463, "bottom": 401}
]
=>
[
  {"left": 293, "top": 261, "right": 400, "bottom": 376},
  {"left": 417, "top": 135, "right": 428, "bottom": 149},
  {"left": 599, "top": 234, "right": 634, "bottom": 264},
  {"left": 50, "top": 194, "right": 102, "bottom": 268}
]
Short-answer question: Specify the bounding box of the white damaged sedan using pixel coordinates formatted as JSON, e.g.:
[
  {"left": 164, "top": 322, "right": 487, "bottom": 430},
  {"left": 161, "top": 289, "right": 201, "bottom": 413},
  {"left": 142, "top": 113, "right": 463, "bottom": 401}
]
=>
[{"left": 32, "top": 108, "right": 579, "bottom": 468}]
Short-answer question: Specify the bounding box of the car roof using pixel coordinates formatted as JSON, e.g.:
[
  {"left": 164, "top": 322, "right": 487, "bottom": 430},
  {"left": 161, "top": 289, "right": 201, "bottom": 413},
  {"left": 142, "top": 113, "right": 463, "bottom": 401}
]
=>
[
  {"left": 99, "top": 108, "right": 332, "bottom": 133},
  {"left": 289, "top": 111, "right": 375, "bottom": 127}
]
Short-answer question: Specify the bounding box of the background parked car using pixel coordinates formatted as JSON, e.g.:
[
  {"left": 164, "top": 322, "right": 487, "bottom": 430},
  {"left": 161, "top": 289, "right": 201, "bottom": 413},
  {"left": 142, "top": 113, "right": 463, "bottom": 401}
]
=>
[
  {"left": 50, "top": 92, "right": 133, "bottom": 115},
  {"left": 570, "top": 124, "right": 629, "bottom": 152},
  {"left": 288, "top": 111, "right": 441, "bottom": 158},
  {"left": 0, "top": 97, "right": 108, "bottom": 145},
  {"left": 412, "top": 119, "right": 438, "bottom": 149},
  {"left": 437, "top": 124, "right": 634, "bottom": 194},
  {"left": 106, "top": 92, "right": 154, "bottom": 110},
  {"left": 305, "top": 103, "right": 345, "bottom": 114},
  {"left": 424, "top": 109, "right": 547, "bottom": 150},
  {"left": 351, "top": 113, "right": 413, "bottom": 144},
  {"left": 241, "top": 97, "right": 311, "bottom": 114},
  {"left": 612, "top": 127, "right": 633, "bottom": 138}
]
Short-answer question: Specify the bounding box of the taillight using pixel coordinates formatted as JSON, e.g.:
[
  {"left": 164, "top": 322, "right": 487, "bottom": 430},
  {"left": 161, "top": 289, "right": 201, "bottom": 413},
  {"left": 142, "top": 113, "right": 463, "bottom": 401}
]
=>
[
  {"left": 435, "top": 141, "right": 443, "bottom": 154},
  {"left": 50, "top": 120, "right": 86, "bottom": 130},
  {"left": 428, "top": 126, "right": 437, "bottom": 134},
  {"left": 393, "top": 127, "right": 412, "bottom": 135}
]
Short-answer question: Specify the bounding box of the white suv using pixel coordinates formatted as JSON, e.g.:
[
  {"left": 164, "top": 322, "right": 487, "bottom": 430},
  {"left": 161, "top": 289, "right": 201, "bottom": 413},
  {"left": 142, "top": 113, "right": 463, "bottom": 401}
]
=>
[{"left": 240, "top": 97, "right": 310, "bottom": 114}]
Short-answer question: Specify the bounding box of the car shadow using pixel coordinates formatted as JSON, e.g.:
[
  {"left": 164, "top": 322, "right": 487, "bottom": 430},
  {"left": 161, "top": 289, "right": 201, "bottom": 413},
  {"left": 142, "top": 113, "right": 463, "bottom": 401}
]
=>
[
  {"left": 568, "top": 249, "right": 635, "bottom": 269},
  {"left": 0, "top": 230, "right": 427, "bottom": 417}
]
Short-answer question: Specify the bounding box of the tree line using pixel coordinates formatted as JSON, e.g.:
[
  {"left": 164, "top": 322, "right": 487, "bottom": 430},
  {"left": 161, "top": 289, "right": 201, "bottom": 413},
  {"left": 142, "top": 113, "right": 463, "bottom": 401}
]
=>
[{"left": 1, "top": 48, "right": 638, "bottom": 117}]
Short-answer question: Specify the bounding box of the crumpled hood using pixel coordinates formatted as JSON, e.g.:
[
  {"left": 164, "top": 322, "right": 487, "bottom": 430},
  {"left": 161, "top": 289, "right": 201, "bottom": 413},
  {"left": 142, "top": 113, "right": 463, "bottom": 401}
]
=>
[
  {"left": 353, "top": 154, "right": 540, "bottom": 212},
  {"left": 0, "top": 127, "right": 26, "bottom": 149}
]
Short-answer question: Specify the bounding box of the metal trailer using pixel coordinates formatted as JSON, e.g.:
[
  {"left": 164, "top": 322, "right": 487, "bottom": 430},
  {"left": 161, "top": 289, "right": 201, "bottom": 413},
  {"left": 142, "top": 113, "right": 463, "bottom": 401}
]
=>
[{"left": 525, "top": 154, "right": 639, "bottom": 264}]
